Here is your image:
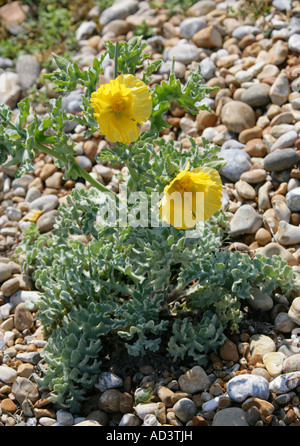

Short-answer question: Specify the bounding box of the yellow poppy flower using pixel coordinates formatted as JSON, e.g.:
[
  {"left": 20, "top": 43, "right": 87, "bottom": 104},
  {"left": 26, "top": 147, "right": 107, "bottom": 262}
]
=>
[
  {"left": 159, "top": 163, "right": 223, "bottom": 229},
  {"left": 90, "top": 73, "right": 152, "bottom": 144}
]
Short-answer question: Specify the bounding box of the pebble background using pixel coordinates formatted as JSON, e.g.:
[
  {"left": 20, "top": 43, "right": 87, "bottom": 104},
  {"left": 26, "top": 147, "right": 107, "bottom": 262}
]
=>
[{"left": 1, "top": 0, "right": 300, "bottom": 427}]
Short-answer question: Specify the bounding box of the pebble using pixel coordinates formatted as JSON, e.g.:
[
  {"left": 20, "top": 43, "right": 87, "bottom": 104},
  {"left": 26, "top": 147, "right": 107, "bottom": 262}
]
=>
[
  {"left": 0, "top": 365, "right": 17, "bottom": 384},
  {"left": 95, "top": 372, "right": 123, "bottom": 392},
  {"left": 172, "top": 398, "right": 197, "bottom": 423},
  {"left": 220, "top": 101, "right": 256, "bottom": 134},
  {"left": 226, "top": 374, "right": 270, "bottom": 403},
  {"left": 247, "top": 288, "right": 274, "bottom": 312},
  {"left": 15, "top": 55, "right": 40, "bottom": 90},
  {"left": 264, "top": 149, "right": 300, "bottom": 172},
  {"left": 219, "top": 148, "right": 252, "bottom": 182},
  {"left": 270, "top": 130, "right": 298, "bottom": 152},
  {"left": 241, "top": 83, "right": 270, "bottom": 108},
  {"left": 28, "top": 195, "right": 58, "bottom": 213},
  {"left": 36, "top": 210, "right": 58, "bottom": 233},
  {"left": 288, "top": 297, "right": 300, "bottom": 324},
  {"left": 229, "top": 205, "right": 263, "bottom": 237},
  {"left": 249, "top": 334, "right": 276, "bottom": 357},
  {"left": 178, "top": 366, "right": 211, "bottom": 394},
  {"left": 179, "top": 17, "right": 206, "bottom": 39},
  {"left": 288, "top": 33, "right": 300, "bottom": 53},
  {"left": 99, "top": 0, "right": 139, "bottom": 26},
  {"left": 269, "top": 371, "right": 300, "bottom": 393},
  {"left": 286, "top": 187, "right": 300, "bottom": 212},
  {"left": 282, "top": 354, "right": 300, "bottom": 373},
  {"left": 276, "top": 221, "right": 300, "bottom": 245},
  {"left": 263, "top": 352, "right": 286, "bottom": 377},
  {"left": 212, "top": 407, "right": 249, "bottom": 426}
]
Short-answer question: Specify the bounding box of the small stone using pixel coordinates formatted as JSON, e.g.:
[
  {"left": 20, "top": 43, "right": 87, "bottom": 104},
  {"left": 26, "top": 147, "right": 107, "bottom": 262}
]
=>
[
  {"left": 276, "top": 221, "right": 300, "bottom": 245},
  {"left": 1, "top": 277, "right": 19, "bottom": 297},
  {"left": 0, "top": 365, "right": 17, "bottom": 384},
  {"left": 219, "top": 339, "right": 239, "bottom": 362},
  {"left": 247, "top": 288, "right": 274, "bottom": 311},
  {"left": 269, "top": 371, "right": 300, "bottom": 393},
  {"left": 219, "top": 148, "right": 252, "bottom": 182},
  {"left": 17, "top": 363, "right": 34, "bottom": 379},
  {"left": 249, "top": 334, "right": 276, "bottom": 357},
  {"left": 264, "top": 149, "right": 300, "bottom": 172},
  {"left": 282, "top": 354, "right": 300, "bottom": 373},
  {"left": 288, "top": 34, "right": 300, "bottom": 54},
  {"left": 286, "top": 187, "right": 300, "bottom": 212},
  {"left": 229, "top": 205, "right": 263, "bottom": 238},
  {"left": 39, "top": 417, "right": 57, "bottom": 426},
  {"left": 196, "top": 110, "right": 217, "bottom": 131},
  {"left": 192, "top": 25, "right": 222, "bottom": 48},
  {"left": 270, "top": 130, "right": 298, "bottom": 152},
  {"left": 95, "top": 372, "right": 123, "bottom": 392},
  {"left": 241, "top": 83, "right": 270, "bottom": 107},
  {"left": 173, "top": 398, "right": 197, "bottom": 423},
  {"left": 258, "top": 243, "right": 296, "bottom": 266},
  {"left": 178, "top": 366, "right": 210, "bottom": 394},
  {"left": 76, "top": 21, "right": 96, "bottom": 41},
  {"left": 180, "top": 17, "right": 206, "bottom": 39},
  {"left": 235, "top": 180, "right": 256, "bottom": 200},
  {"left": 269, "top": 71, "right": 290, "bottom": 106},
  {"left": 1, "top": 398, "right": 17, "bottom": 414},
  {"left": 6, "top": 206, "right": 22, "bottom": 222},
  {"left": 241, "top": 397, "right": 274, "bottom": 423},
  {"left": 288, "top": 297, "right": 300, "bottom": 325},
  {"left": 11, "top": 377, "right": 39, "bottom": 404},
  {"left": 28, "top": 195, "right": 58, "bottom": 213},
  {"left": 157, "top": 386, "right": 175, "bottom": 408},
  {"left": 36, "top": 210, "right": 58, "bottom": 234},
  {"left": 274, "top": 312, "right": 297, "bottom": 333},
  {"left": 0, "top": 263, "right": 12, "bottom": 283},
  {"left": 226, "top": 374, "right": 269, "bottom": 403},
  {"left": 16, "top": 55, "right": 40, "bottom": 90},
  {"left": 56, "top": 409, "right": 74, "bottom": 426},
  {"left": 135, "top": 403, "right": 160, "bottom": 420},
  {"left": 188, "top": 0, "right": 216, "bottom": 16},
  {"left": 0, "top": 71, "right": 21, "bottom": 108},
  {"left": 99, "top": 0, "right": 138, "bottom": 26},
  {"left": 255, "top": 228, "right": 272, "bottom": 246},
  {"left": 212, "top": 407, "right": 249, "bottom": 426},
  {"left": 119, "top": 413, "right": 141, "bottom": 426},
  {"left": 14, "top": 302, "right": 34, "bottom": 331},
  {"left": 240, "top": 169, "right": 268, "bottom": 184},
  {"left": 166, "top": 43, "right": 200, "bottom": 65},
  {"left": 266, "top": 40, "right": 288, "bottom": 65},
  {"left": 263, "top": 352, "right": 286, "bottom": 377},
  {"left": 98, "top": 389, "right": 121, "bottom": 414},
  {"left": 220, "top": 100, "right": 256, "bottom": 134}
]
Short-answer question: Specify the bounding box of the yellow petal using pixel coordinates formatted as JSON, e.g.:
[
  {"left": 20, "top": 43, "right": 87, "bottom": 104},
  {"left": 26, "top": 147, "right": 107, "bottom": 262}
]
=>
[{"left": 90, "top": 74, "right": 152, "bottom": 144}]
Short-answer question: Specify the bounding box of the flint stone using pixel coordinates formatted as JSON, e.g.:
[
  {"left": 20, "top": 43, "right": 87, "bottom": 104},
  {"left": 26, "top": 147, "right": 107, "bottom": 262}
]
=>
[
  {"left": 99, "top": 0, "right": 139, "bottom": 26},
  {"left": 229, "top": 205, "right": 263, "bottom": 237},
  {"left": 226, "top": 374, "right": 269, "bottom": 403},
  {"left": 16, "top": 55, "right": 40, "bottom": 90},
  {"left": 264, "top": 149, "right": 300, "bottom": 172},
  {"left": 219, "top": 148, "right": 251, "bottom": 182}
]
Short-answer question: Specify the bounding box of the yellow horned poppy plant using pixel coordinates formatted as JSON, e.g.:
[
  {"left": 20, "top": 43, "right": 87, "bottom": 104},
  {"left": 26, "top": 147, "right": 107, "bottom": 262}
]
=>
[
  {"left": 90, "top": 74, "right": 152, "bottom": 144},
  {"left": 159, "top": 163, "right": 223, "bottom": 229}
]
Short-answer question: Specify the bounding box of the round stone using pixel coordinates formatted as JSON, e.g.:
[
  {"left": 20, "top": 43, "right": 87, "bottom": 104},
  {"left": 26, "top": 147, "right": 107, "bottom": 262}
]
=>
[
  {"left": 95, "top": 372, "right": 123, "bottom": 392},
  {"left": 274, "top": 312, "right": 297, "bottom": 333},
  {"left": 286, "top": 187, "right": 300, "bottom": 212},
  {"left": 229, "top": 205, "right": 263, "bottom": 238},
  {"left": 11, "top": 377, "right": 39, "bottom": 404},
  {"left": 264, "top": 149, "right": 300, "bottom": 172},
  {"left": 220, "top": 101, "right": 256, "bottom": 134},
  {"left": 288, "top": 297, "right": 300, "bottom": 325},
  {"left": 249, "top": 334, "right": 276, "bottom": 357},
  {"left": 219, "top": 148, "right": 252, "bottom": 182},
  {"left": 263, "top": 352, "right": 286, "bottom": 377},
  {"left": 173, "top": 398, "right": 197, "bottom": 423},
  {"left": 282, "top": 354, "right": 300, "bottom": 373},
  {"left": 178, "top": 366, "right": 210, "bottom": 394},
  {"left": 0, "top": 365, "right": 17, "bottom": 384},
  {"left": 212, "top": 407, "right": 249, "bottom": 426},
  {"left": 226, "top": 374, "right": 270, "bottom": 403},
  {"left": 241, "top": 83, "right": 270, "bottom": 107},
  {"left": 247, "top": 288, "right": 274, "bottom": 311},
  {"left": 269, "top": 371, "right": 300, "bottom": 393}
]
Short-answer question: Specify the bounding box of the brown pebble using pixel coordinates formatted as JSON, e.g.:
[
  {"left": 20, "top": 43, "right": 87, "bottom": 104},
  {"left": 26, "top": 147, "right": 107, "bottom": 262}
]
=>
[
  {"left": 1, "top": 398, "right": 17, "bottom": 414},
  {"left": 33, "top": 407, "right": 56, "bottom": 419},
  {"left": 219, "top": 339, "right": 239, "bottom": 362},
  {"left": 284, "top": 408, "right": 296, "bottom": 424},
  {"left": 1, "top": 277, "right": 20, "bottom": 297},
  {"left": 119, "top": 392, "right": 133, "bottom": 414},
  {"left": 13, "top": 302, "right": 34, "bottom": 332},
  {"left": 210, "top": 353, "right": 223, "bottom": 370},
  {"left": 192, "top": 415, "right": 210, "bottom": 426}
]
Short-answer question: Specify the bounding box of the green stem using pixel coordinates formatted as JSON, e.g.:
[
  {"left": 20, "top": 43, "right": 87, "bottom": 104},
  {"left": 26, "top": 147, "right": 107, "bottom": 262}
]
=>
[
  {"left": 36, "top": 143, "right": 118, "bottom": 198},
  {"left": 114, "top": 42, "right": 119, "bottom": 78}
]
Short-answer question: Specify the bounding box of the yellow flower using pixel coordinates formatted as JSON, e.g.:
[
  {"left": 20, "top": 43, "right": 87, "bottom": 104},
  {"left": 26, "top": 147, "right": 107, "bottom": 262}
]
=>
[
  {"left": 90, "top": 73, "right": 152, "bottom": 144},
  {"left": 159, "top": 163, "right": 223, "bottom": 229}
]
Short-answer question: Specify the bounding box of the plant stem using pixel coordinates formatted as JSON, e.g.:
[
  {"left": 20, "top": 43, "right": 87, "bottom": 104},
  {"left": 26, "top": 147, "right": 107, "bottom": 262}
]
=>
[
  {"left": 114, "top": 42, "right": 119, "bottom": 78},
  {"left": 36, "top": 143, "right": 118, "bottom": 198}
]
